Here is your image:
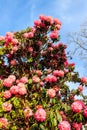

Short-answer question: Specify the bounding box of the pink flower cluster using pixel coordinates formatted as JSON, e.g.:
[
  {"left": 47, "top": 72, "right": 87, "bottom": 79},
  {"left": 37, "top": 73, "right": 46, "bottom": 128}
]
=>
[
  {"left": 71, "top": 100, "right": 84, "bottom": 113},
  {"left": 24, "top": 107, "right": 33, "bottom": 118},
  {"left": 2, "top": 102, "right": 12, "bottom": 112},
  {"left": 58, "top": 121, "right": 71, "bottom": 130},
  {"left": 0, "top": 118, "right": 8, "bottom": 128},
  {"left": 3, "top": 75, "right": 16, "bottom": 87},
  {"left": 23, "top": 32, "right": 34, "bottom": 38},
  {"left": 53, "top": 70, "right": 64, "bottom": 77},
  {"left": 45, "top": 75, "right": 57, "bottom": 83},
  {"left": 81, "top": 77, "right": 87, "bottom": 83},
  {"left": 72, "top": 122, "right": 82, "bottom": 130},
  {"left": 34, "top": 108, "right": 46, "bottom": 122},
  {"left": 3, "top": 75, "right": 28, "bottom": 99},
  {"left": 84, "top": 106, "right": 87, "bottom": 118},
  {"left": 47, "top": 88, "right": 56, "bottom": 98}
]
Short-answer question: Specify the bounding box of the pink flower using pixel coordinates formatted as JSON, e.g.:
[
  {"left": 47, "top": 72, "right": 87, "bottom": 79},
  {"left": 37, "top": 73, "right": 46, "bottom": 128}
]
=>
[
  {"left": 23, "top": 33, "right": 29, "bottom": 38},
  {"left": 10, "top": 59, "right": 17, "bottom": 66},
  {"left": 28, "top": 47, "right": 33, "bottom": 52},
  {"left": 0, "top": 118, "right": 8, "bottom": 128},
  {"left": 40, "top": 81, "right": 44, "bottom": 86},
  {"left": 32, "top": 76, "right": 40, "bottom": 83},
  {"left": 39, "top": 14, "right": 47, "bottom": 21},
  {"left": 18, "top": 83, "right": 27, "bottom": 95},
  {"left": 28, "top": 32, "right": 34, "bottom": 38},
  {"left": 34, "top": 20, "right": 41, "bottom": 26},
  {"left": 20, "top": 76, "right": 28, "bottom": 84},
  {"left": 12, "top": 38, "right": 18, "bottom": 45},
  {"left": 53, "top": 70, "right": 64, "bottom": 77},
  {"left": 84, "top": 107, "right": 87, "bottom": 118},
  {"left": 50, "top": 31, "right": 58, "bottom": 39},
  {"left": 58, "top": 121, "right": 71, "bottom": 130},
  {"left": 2, "top": 102, "right": 12, "bottom": 112},
  {"left": 3, "top": 78, "right": 13, "bottom": 87},
  {"left": 24, "top": 108, "right": 33, "bottom": 118},
  {"left": 45, "top": 75, "right": 57, "bottom": 83},
  {"left": 35, "top": 70, "right": 43, "bottom": 76},
  {"left": 47, "top": 88, "right": 56, "bottom": 98},
  {"left": 4, "top": 90, "right": 12, "bottom": 99},
  {"left": 37, "top": 41, "right": 42, "bottom": 46},
  {"left": 12, "top": 45, "right": 18, "bottom": 52},
  {"left": 8, "top": 75, "right": 16, "bottom": 82},
  {"left": 78, "top": 86, "right": 83, "bottom": 92},
  {"left": 46, "top": 16, "right": 53, "bottom": 24},
  {"left": 10, "top": 85, "right": 19, "bottom": 95},
  {"left": 81, "top": 77, "right": 87, "bottom": 83},
  {"left": 72, "top": 122, "right": 82, "bottom": 130},
  {"left": 71, "top": 101, "right": 84, "bottom": 113},
  {"left": 53, "top": 18, "right": 62, "bottom": 25},
  {"left": 55, "top": 24, "right": 61, "bottom": 30},
  {"left": 34, "top": 108, "right": 46, "bottom": 122},
  {"left": 6, "top": 32, "right": 14, "bottom": 37}
]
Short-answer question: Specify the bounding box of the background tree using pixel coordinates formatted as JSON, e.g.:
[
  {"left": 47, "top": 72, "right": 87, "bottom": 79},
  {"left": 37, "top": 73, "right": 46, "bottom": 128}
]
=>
[
  {"left": 67, "top": 19, "right": 87, "bottom": 63},
  {"left": 0, "top": 15, "right": 87, "bottom": 130}
]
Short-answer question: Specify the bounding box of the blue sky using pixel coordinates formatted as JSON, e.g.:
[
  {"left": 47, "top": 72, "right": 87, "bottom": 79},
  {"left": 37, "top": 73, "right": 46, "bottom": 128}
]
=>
[{"left": 0, "top": 0, "right": 87, "bottom": 76}]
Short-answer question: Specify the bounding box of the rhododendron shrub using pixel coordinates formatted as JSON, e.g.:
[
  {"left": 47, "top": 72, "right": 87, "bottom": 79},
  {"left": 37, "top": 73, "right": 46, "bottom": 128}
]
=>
[{"left": 0, "top": 15, "right": 87, "bottom": 130}]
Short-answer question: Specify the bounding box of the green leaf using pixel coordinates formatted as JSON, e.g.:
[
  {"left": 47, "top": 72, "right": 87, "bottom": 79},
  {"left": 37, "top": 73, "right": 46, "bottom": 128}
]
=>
[
  {"left": 56, "top": 110, "right": 62, "bottom": 122},
  {"left": 30, "top": 123, "right": 38, "bottom": 130},
  {"left": 39, "top": 124, "right": 45, "bottom": 130},
  {"left": 27, "top": 57, "right": 33, "bottom": 63}
]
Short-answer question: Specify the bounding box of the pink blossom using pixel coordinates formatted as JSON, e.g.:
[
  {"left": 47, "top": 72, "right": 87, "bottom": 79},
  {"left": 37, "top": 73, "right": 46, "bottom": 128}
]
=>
[
  {"left": 20, "top": 76, "right": 28, "bottom": 84},
  {"left": 39, "top": 14, "right": 47, "bottom": 21},
  {"left": 24, "top": 108, "right": 33, "bottom": 118},
  {"left": 72, "top": 122, "right": 82, "bottom": 130},
  {"left": 0, "top": 118, "right": 8, "bottom": 128},
  {"left": 53, "top": 18, "right": 62, "bottom": 25},
  {"left": 28, "top": 32, "right": 34, "bottom": 38},
  {"left": 12, "top": 46, "right": 18, "bottom": 52},
  {"left": 55, "top": 24, "right": 61, "bottom": 30},
  {"left": 10, "top": 85, "right": 19, "bottom": 95},
  {"left": 2, "top": 102, "right": 12, "bottom": 112},
  {"left": 81, "top": 77, "right": 87, "bottom": 83},
  {"left": 18, "top": 84, "right": 27, "bottom": 95},
  {"left": 40, "top": 81, "right": 44, "bottom": 86},
  {"left": 46, "top": 16, "right": 53, "bottom": 24},
  {"left": 53, "top": 70, "right": 64, "bottom": 77},
  {"left": 32, "top": 76, "right": 40, "bottom": 83},
  {"left": 37, "top": 41, "right": 42, "bottom": 46},
  {"left": 34, "top": 20, "right": 41, "bottom": 26},
  {"left": 35, "top": 70, "right": 43, "bottom": 76},
  {"left": 58, "top": 121, "right": 71, "bottom": 130},
  {"left": 78, "top": 85, "right": 83, "bottom": 92},
  {"left": 12, "top": 38, "right": 18, "bottom": 45},
  {"left": 50, "top": 31, "right": 58, "bottom": 39},
  {"left": 4, "top": 90, "right": 12, "bottom": 99},
  {"left": 10, "top": 59, "right": 17, "bottom": 66},
  {"left": 47, "top": 88, "right": 56, "bottom": 98},
  {"left": 5, "top": 35, "right": 13, "bottom": 43},
  {"left": 71, "top": 101, "right": 84, "bottom": 113},
  {"left": 28, "top": 47, "right": 33, "bottom": 52},
  {"left": 3, "top": 78, "right": 13, "bottom": 87},
  {"left": 48, "top": 47, "right": 53, "bottom": 51},
  {"left": 23, "top": 33, "right": 29, "bottom": 38},
  {"left": 6, "top": 32, "right": 14, "bottom": 37},
  {"left": 84, "top": 107, "right": 87, "bottom": 118},
  {"left": 34, "top": 108, "right": 46, "bottom": 122},
  {"left": 45, "top": 75, "right": 57, "bottom": 83},
  {"left": 8, "top": 75, "right": 16, "bottom": 82}
]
